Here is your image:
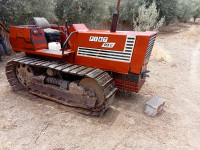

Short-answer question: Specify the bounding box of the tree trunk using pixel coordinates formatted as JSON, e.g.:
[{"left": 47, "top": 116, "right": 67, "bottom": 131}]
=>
[
  {"left": 0, "top": 21, "right": 12, "bottom": 53},
  {"left": 194, "top": 18, "right": 196, "bottom": 23}
]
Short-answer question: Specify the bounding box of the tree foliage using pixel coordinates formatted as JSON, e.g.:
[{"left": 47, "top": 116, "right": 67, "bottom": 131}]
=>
[
  {"left": 1, "top": 0, "right": 200, "bottom": 32},
  {"left": 133, "top": 2, "right": 165, "bottom": 31},
  {"left": 55, "top": 0, "right": 105, "bottom": 26},
  {"left": 193, "top": 5, "right": 200, "bottom": 22},
  {"left": 106, "top": 0, "right": 145, "bottom": 23},
  {"left": 192, "top": 0, "right": 200, "bottom": 22},
  {"left": 145, "top": 0, "right": 178, "bottom": 25},
  {"left": 176, "top": 0, "right": 198, "bottom": 22},
  {"left": 0, "top": 0, "right": 56, "bottom": 28}
]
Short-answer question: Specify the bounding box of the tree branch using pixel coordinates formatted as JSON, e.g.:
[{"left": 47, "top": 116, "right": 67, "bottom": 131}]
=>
[{"left": 0, "top": 22, "right": 9, "bottom": 33}]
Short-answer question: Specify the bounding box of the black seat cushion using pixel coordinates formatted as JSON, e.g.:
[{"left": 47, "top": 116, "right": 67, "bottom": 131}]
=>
[{"left": 44, "top": 28, "right": 61, "bottom": 42}]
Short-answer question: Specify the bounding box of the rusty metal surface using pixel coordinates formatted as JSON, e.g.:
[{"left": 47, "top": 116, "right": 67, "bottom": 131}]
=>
[
  {"left": 68, "top": 66, "right": 82, "bottom": 74},
  {"left": 16, "top": 63, "right": 34, "bottom": 87},
  {"left": 40, "top": 61, "right": 58, "bottom": 67},
  {"left": 5, "top": 60, "right": 24, "bottom": 92},
  {"left": 18, "top": 57, "right": 32, "bottom": 63},
  {"left": 54, "top": 64, "right": 72, "bottom": 71},
  {"left": 69, "top": 66, "right": 88, "bottom": 74},
  {"left": 8, "top": 78, "right": 19, "bottom": 86},
  {"left": 18, "top": 58, "right": 33, "bottom": 64},
  {"left": 23, "top": 58, "right": 40, "bottom": 65},
  {"left": 48, "top": 63, "right": 64, "bottom": 69},
  {"left": 86, "top": 68, "right": 104, "bottom": 78},
  {"left": 5, "top": 56, "right": 118, "bottom": 116},
  {"left": 27, "top": 58, "right": 45, "bottom": 65},
  {"left": 77, "top": 67, "right": 95, "bottom": 76},
  {"left": 32, "top": 60, "right": 47, "bottom": 66},
  {"left": 12, "top": 84, "right": 24, "bottom": 91},
  {"left": 6, "top": 71, "right": 16, "bottom": 79},
  {"left": 102, "top": 78, "right": 113, "bottom": 88},
  {"left": 104, "top": 81, "right": 116, "bottom": 98},
  {"left": 79, "top": 78, "right": 105, "bottom": 107},
  {"left": 96, "top": 73, "right": 112, "bottom": 87},
  {"left": 6, "top": 64, "right": 15, "bottom": 72},
  {"left": 96, "top": 72, "right": 108, "bottom": 81},
  {"left": 29, "top": 82, "right": 97, "bottom": 109},
  {"left": 62, "top": 65, "right": 79, "bottom": 73},
  {"left": 12, "top": 57, "right": 29, "bottom": 62},
  {"left": 30, "top": 75, "right": 45, "bottom": 84}
]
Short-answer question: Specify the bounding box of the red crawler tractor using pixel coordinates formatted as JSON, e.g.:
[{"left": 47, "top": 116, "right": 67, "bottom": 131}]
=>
[{"left": 6, "top": 0, "right": 156, "bottom": 115}]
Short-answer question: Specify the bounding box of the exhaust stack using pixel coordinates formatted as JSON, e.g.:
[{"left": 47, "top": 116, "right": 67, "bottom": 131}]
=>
[{"left": 110, "top": 0, "right": 121, "bottom": 32}]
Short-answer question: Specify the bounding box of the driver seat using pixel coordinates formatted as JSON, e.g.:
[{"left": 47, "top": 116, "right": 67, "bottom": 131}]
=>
[{"left": 33, "top": 17, "right": 61, "bottom": 42}]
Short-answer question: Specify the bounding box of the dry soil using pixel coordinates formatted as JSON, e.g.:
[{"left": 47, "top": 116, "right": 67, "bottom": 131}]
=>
[{"left": 0, "top": 22, "right": 200, "bottom": 150}]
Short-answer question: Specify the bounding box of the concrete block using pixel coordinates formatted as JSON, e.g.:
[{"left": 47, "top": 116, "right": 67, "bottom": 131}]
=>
[{"left": 145, "top": 96, "right": 166, "bottom": 116}]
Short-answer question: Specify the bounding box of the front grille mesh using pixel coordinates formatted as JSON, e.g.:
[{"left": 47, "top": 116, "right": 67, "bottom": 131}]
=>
[
  {"left": 77, "top": 35, "right": 136, "bottom": 63},
  {"left": 145, "top": 34, "right": 156, "bottom": 59}
]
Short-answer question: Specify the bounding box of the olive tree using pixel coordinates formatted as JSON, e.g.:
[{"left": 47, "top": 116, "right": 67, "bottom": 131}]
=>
[
  {"left": 0, "top": 0, "right": 57, "bottom": 29},
  {"left": 145, "top": 0, "right": 178, "bottom": 25},
  {"left": 55, "top": 0, "right": 106, "bottom": 26},
  {"left": 133, "top": 2, "right": 165, "bottom": 31},
  {"left": 193, "top": 0, "right": 200, "bottom": 22},
  {"left": 176, "top": 0, "right": 197, "bottom": 22}
]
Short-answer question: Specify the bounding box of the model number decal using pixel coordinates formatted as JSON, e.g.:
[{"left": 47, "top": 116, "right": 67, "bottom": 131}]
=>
[
  {"left": 89, "top": 36, "right": 108, "bottom": 42},
  {"left": 102, "top": 43, "right": 115, "bottom": 48}
]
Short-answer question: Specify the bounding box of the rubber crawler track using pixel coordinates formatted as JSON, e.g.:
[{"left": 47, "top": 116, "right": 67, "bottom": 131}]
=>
[{"left": 6, "top": 56, "right": 118, "bottom": 116}]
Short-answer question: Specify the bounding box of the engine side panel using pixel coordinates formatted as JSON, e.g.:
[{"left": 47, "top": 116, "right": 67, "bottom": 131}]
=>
[
  {"left": 129, "top": 35, "right": 150, "bottom": 74},
  {"left": 73, "top": 32, "right": 136, "bottom": 74},
  {"left": 69, "top": 24, "right": 156, "bottom": 75}
]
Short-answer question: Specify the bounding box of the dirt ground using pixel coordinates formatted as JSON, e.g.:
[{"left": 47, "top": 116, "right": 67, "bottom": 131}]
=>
[{"left": 0, "top": 22, "right": 200, "bottom": 150}]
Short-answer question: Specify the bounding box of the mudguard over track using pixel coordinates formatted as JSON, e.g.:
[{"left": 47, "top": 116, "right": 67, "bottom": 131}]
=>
[{"left": 6, "top": 56, "right": 117, "bottom": 116}]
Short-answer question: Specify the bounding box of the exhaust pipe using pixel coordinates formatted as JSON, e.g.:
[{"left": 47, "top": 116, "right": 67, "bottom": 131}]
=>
[{"left": 110, "top": 0, "right": 121, "bottom": 32}]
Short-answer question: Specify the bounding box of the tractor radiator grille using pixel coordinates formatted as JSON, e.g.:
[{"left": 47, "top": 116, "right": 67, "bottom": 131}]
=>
[
  {"left": 77, "top": 36, "right": 136, "bottom": 63},
  {"left": 145, "top": 34, "right": 156, "bottom": 59}
]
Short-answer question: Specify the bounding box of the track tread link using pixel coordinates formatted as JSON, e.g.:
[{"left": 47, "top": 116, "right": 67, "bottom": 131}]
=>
[{"left": 6, "top": 56, "right": 117, "bottom": 116}]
